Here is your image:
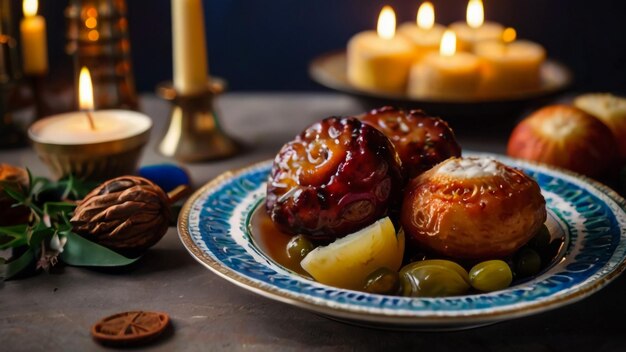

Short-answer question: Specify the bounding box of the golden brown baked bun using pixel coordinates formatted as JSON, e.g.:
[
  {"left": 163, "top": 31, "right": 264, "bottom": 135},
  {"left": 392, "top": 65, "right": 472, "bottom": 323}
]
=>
[{"left": 401, "top": 157, "right": 546, "bottom": 260}]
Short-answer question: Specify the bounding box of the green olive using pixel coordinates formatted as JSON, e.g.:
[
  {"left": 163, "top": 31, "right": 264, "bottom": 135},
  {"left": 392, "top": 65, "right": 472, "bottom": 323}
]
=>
[
  {"left": 527, "top": 224, "right": 551, "bottom": 249},
  {"left": 515, "top": 247, "right": 542, "bottom": 278},
  {"left": 399, "top": 260, "right": 470, "bottom": 297},
  {"left": 469, "top": 260, "right": 513, "bottom": 292},
  {"left": 286, "top": 235, "right": 314, "bottom": 261},
  {"left": 403, "top": 260, "right": 471, "bottom": 284},
  {"left": 364, "top": 267, "right": 400, "bottom": 295}
]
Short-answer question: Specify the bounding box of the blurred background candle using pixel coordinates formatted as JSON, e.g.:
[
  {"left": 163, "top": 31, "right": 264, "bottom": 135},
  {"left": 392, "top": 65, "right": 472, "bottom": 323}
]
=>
[
  {"left": 408, "top": 30, "right": 481, "bottom": 99},
  {"left": 172, "top": 0, "right": 209, "bottom": 95},
  {"left": 20, "top": 0, "right": 48, "bottom": 75},
  {"left": 475, "top": 28, "right": 546, "bottom": 97},
  {"left": 65, "top": 0, "right": 138, "bottom": 110},
  {"left": 347, "top": 5, "right": 415, "bottom": 93},
  {"left": 450, "top": 0, "right": 504, "bottom": 52},
  {"left": 398, "top": 2, "right": 445, "bottom": 61}
]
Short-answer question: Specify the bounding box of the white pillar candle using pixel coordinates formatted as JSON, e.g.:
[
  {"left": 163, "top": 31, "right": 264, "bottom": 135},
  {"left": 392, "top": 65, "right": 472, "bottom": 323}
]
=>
[
  {"left": 347, "top": 6, "right": 416, "bottom": 93},
  {"left": 398, "top": 2, "right": 445, "bottom": 61},
  {"left": 408, "top": 30, "right": 481, "bottom": 99},
  {"left": 449, "top": 0, "right": 504, "bottom": 52},
  {"left": 172, "top": 0, "right": 209, "bottom": 95},
  {"left": 475, "top": 34, "right": 546, "bottom": 97}
]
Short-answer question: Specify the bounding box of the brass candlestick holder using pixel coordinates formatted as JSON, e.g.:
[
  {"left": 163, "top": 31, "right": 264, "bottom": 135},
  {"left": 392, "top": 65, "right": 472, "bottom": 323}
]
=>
[{"left": 157, "top": 79, "right": 239, "bottom": 162}]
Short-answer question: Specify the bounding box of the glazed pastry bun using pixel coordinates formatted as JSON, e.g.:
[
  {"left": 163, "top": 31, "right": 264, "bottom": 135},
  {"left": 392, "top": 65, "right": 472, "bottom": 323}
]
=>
[
  {"left": 401, "top": 157, "right": 546, "bottom": 259},
  {"left": 361, "top": 106, "right": 462, "bottom": 178},
  {"left": 266, "top": 116, "right": 403, "bottom": 242}
]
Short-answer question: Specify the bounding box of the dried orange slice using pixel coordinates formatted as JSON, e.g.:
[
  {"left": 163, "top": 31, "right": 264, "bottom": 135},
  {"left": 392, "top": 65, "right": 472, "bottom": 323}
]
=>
[{"left": 91, "top": 311, "right": 170, "bottom": 346}]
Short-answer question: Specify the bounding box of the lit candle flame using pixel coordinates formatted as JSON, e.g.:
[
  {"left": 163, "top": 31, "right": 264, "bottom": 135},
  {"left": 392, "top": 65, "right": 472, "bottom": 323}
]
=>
[
  {"left": 467, "top": 0, "right": 484, "bottom": 29},
  {"left": 417, "top": 2, "right": 435, "bottom": 30},
  {"left": 377, "top": 6, "right": 396, "bottom": 40},
  {"left": 79, "top": 67, "right": 94, "bottom": 111},
  {"left": 78, "top": 67, "right": 97, "bottom": 130},
  {"left": 440, "top": 30, "right": 457, "bottom": 57},
  {"left": 23, "top": 0, "right": 38, "bottom": 17},
  {"left": 502, "top": 27, "right": 517, "bottom": 43}
]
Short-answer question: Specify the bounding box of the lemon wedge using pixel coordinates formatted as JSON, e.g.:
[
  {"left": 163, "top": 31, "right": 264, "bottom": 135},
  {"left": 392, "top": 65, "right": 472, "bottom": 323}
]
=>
[{"left": 301, "top": 217, "right": 405, "bottom": 290}]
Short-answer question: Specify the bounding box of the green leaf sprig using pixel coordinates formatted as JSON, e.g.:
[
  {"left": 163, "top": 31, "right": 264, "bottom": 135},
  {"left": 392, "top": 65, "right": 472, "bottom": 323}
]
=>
[{"left": 0, "top": 172, "right": 140, "bottom": 280}]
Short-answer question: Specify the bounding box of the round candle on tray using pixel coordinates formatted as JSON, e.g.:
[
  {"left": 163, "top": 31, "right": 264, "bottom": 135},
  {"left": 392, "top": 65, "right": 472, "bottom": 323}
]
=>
[
  {"left": 28, "top": 67, "right": 152, "bottom": 181},
  {"left": 475, "top": 28, "right": 546, "bottom": 97},
  {"left": 347, "top": 6, "right": 416, "bottom": 93},
  {"left": 20, "top": 0, "right": 48, "bottom": 75},
  {"left": 398, "top": 2, "right": 445, "bottom": 61},
  {"left": 408, "top": 30, "right": 481, "bottom": 99},
  {"left": 449, "top": 0, "right": 504, "bottom": 52}
]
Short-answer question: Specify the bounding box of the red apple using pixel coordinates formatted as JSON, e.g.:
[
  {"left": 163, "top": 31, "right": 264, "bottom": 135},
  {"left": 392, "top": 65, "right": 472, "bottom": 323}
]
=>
[
  {"left": 507, "top": 105, "right": 618, "bottom": 178},
  {"left": 574, "top": 93, "right": 626, "bottom": 161}
]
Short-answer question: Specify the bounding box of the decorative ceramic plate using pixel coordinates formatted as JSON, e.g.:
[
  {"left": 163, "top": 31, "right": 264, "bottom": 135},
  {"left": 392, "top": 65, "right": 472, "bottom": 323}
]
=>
[
  {"left": 178, "top": 153, "right": 626, "bottom": 330},
  {"left": 308, "top": 52, "right": 572, "bottom": 119}
]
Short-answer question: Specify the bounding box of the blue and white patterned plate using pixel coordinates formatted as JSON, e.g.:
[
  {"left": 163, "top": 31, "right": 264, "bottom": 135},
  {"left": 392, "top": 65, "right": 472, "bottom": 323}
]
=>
[{"left": 178, "top": 153, "right": 626, "bottom": 330}]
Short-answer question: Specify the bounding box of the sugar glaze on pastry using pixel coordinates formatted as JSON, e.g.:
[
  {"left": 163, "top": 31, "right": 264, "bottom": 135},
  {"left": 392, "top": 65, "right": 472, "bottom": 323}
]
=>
[{"left": 401, "top": 157, "right": 547, "bottom": 259}]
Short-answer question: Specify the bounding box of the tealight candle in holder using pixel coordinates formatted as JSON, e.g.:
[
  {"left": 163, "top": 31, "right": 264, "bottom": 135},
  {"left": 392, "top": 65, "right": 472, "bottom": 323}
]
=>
[
  {"left": 398, "top": 2, "right": 445, "bottom": 61},
  {"left": 449, "top": 0, "right": 504, "bottom": 52},
  {"left": 28, "top": 67, "right": 151, "bottom": 181},
  {"left": 347, "top": 6, "right": 415, "bottom": 93}
]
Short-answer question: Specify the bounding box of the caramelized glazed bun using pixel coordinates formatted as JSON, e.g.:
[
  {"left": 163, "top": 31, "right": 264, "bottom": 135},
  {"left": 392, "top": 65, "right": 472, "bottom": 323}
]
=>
[
  {"left": 266, "top": 116, "right": 403, "bottom": 241},
  {"left": 361, "top": 106, "right": 461, "bottom": 178},
  {"left": 401, "top": 157, "right": 546, "bottom": 259}
]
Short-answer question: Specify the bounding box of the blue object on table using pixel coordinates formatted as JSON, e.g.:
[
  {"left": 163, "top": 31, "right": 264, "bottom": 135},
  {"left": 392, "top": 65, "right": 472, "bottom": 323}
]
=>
[{"left": 139, "top": 164, "right": 191, "bottom": 192}]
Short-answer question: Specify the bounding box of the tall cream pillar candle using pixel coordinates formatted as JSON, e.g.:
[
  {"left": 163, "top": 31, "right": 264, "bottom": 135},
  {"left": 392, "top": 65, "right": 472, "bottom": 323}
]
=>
[
  {"left": 172, "top": 0, "right": 209, "bottom": 95},
  {"left": 20, "top": 0, "right": 48, "bottom": 75}
]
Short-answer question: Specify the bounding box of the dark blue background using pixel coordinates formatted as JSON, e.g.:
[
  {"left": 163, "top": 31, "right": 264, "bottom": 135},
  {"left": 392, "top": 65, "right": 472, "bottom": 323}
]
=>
[{"left": 41, "top": 0, "right": 626, "bottom": 92}]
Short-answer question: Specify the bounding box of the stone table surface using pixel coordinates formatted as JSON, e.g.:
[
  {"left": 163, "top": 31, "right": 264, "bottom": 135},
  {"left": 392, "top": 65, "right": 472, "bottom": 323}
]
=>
[{"left": 1, "top": 93, "right": 625, "bottom": 351}]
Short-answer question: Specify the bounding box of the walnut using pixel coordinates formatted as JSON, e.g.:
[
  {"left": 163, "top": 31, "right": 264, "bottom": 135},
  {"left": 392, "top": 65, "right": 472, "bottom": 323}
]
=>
[{"left": 70, "top": 176, "right": 171, "bottom": 255}]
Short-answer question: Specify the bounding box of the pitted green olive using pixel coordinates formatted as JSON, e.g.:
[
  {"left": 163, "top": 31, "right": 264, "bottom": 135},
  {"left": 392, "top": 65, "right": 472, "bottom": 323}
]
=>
[
  {"left": 286, "top": 235, "right": 314, "bottom": 261},
  {"left": 364, "top": 267, "right": 401, "bottom": 295},
  {"left": 515, "top": 247, "right": 542, "bottom": 278},
  {"left": 469, "top": 260, "right": 513, "bottom": 292},
  {"left": 399, "top": 260, "right": 470, "bottom": 297}
]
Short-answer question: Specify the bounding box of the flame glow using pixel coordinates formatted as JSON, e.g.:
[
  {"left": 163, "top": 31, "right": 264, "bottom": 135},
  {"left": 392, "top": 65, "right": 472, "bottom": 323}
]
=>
[
  {"left": 377, "top": 6, "right": 396, "bottom": 40},
  {"left": 467, "top": 0, "right": 484, "bottom": 29},
  {"left": 79, "top": 67, "right": 94, "bottom": 111},
  {"left": 440, "top": 30, "right": 457, "bottom": 57},
  {"left": 417, "top": 2, "right": 435, "bottom": 30},
  {"left": 502, "top": 27, "right": 517, "bottom": 43},
  {"left": 23, "top": 0, "right": 38, "bottom": 17}
]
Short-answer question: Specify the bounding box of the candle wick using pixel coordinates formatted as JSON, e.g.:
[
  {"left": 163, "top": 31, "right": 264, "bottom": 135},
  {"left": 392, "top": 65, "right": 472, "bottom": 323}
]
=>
[{"left": 86, "top": 111, "right": 96, "bottom": 130}]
